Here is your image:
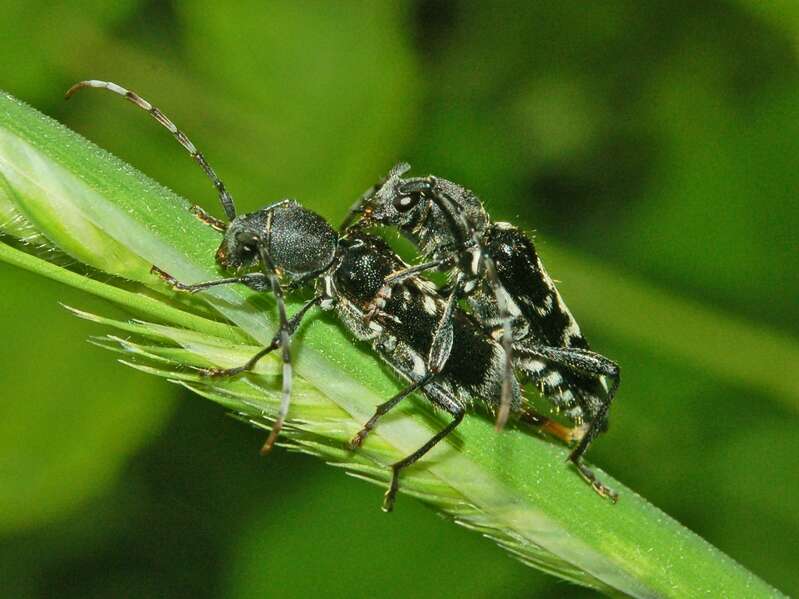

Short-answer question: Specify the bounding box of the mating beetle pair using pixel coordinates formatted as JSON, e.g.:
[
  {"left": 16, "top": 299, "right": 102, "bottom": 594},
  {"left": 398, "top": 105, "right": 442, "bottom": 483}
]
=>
[{"left": 66, "top": 80, "right": 620, "bottom": 507}]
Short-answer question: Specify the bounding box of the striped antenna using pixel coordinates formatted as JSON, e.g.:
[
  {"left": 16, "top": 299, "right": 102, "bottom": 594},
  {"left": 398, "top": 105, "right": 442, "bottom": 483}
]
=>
[{"left": 65, "top": 80, "right": 237, "bottom": 221}]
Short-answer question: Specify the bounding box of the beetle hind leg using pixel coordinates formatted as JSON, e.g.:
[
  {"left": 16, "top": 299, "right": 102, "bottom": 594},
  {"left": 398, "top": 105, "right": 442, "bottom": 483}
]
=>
[{"left": 382, "top": 408, "right": 465, "bottom": 512}]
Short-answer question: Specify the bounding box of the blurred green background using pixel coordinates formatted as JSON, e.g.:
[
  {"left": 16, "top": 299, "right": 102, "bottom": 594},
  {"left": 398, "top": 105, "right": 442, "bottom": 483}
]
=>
[{"left": 1, "top": 1, "right": 798, "bottom": 597}]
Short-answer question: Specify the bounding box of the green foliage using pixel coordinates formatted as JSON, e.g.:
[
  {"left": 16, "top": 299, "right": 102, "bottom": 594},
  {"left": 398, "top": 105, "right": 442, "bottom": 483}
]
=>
[
  {"left": 2, "top": 90, "right": 783, "bottom": 597},
  {"left": 1, "top": 2, "right": 798, "bottom": 597},
  {"left": 0, "top": 264, "right": 173, "bottom": 532}
]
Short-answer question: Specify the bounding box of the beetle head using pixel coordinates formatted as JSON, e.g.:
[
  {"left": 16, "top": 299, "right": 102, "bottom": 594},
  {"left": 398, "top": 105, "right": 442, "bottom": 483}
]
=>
[{"left": 216, "top": 200, "right": 338, "bottom": 280}]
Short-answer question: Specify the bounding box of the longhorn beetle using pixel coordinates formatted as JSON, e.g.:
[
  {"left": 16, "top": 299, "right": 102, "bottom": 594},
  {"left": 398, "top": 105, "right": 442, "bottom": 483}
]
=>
[
  {"left": 163, "top": 219, "right": 555, "bottom": 511},
  {"left": 64, "top": 80, "right": 575, "bottom": 509},
  {"left": 344, "top": 164, "right": 620, "bottom": 501}
]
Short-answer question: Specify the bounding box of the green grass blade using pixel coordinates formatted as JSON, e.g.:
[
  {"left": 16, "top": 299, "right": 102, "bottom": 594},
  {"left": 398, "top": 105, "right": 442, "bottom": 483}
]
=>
[{"left": 0, "top": 89, "right": 786, "bottom": 598}]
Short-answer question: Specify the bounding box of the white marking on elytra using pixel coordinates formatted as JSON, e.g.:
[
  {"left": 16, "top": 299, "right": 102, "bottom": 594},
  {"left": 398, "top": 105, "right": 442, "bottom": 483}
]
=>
[
  {"left": 556, "top": 293, "right": 582, "bottom": 340},
  {"left": 566, "top": 407, "right": 584, "bottom": 423},
  {"left": 415, "top": 278, "right": 437, "bottom": 294},
  {"left": 536, "top": 257, "right": 557, "bottom": 291},
  {"left": 409, "top": 352, "right": 427, "bottom": 378},
  {"left": 534, "top": 294, "right": 554, "bottom": 317},
  {"left": 535, "top": 254, "right": 583, "bottom": 341},
  {"left": 469, "top": 246, "right": 481, "bottom": 275},
  {"left": 422, "top": 294, "right": 438, "bottom": 315},
  {"left": 495, "top": 285, "right": 521, "bottom": 318},
  {"left": 544, "top": 370, "right": 563, "bottom": 388},
  {"left": 526, "top": 359, "right": 547, "bottom": 373},
  {"left": 377, "top": 311, "right": 403, "bottom": 325}
]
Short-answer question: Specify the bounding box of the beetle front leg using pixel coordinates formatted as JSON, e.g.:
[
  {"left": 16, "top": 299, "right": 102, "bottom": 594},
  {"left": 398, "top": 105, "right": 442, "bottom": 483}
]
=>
[
  {"left": 151, "top": 265, "right": 270, "bottom": 292},
  {"left": 199, "top": 295, "right": 321, "bottom": 379}
]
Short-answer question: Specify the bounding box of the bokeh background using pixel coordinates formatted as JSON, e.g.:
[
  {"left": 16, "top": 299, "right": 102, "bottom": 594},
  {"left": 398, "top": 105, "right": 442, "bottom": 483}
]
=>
[{"left": 2, "top": 2, "right": 798, "bottom": 597}]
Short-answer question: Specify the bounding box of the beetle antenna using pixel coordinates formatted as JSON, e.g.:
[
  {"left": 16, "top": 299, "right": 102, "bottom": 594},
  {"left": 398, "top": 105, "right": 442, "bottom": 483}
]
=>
[{"left": 65, "top": 80, "right": 237, "bottom": 220}]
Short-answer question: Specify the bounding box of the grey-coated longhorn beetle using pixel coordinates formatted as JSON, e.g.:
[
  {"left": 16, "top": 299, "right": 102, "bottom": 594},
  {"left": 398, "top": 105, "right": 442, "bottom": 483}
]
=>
[
  {"left": 65, "top": 80, "right": 578, "bottom": 509},
  {"left": 66, "top": 80, "right": 615, "bottom": 510},
  {"left": 344, "top": 164, "right": 620, "bottom": 501}
]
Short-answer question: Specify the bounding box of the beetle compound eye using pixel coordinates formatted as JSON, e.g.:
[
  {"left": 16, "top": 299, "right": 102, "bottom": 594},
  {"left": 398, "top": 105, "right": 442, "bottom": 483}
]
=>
[
  {"left": 235, "top": 232, "right": 258, "bottom": 249},
  {"left": 393, "top": 193, "right": 419, "bottom": 213}
]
